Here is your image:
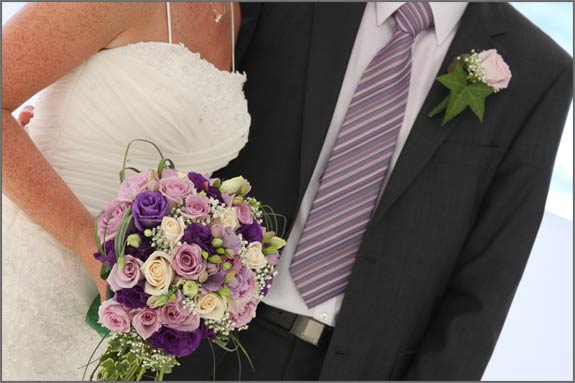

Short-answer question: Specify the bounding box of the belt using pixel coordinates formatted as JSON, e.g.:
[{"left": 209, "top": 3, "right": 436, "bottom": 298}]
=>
[{"left": 256, "top": 303, "right": 333, "bottom": 348}]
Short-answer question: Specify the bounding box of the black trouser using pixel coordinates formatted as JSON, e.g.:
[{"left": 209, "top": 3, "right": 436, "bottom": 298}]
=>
[{"left": 166, "top": 306, "right": 329, "bottom": 381}]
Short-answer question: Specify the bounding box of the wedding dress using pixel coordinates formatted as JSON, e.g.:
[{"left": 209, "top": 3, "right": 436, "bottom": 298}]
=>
[{"left": 2, "top": 3, "right": 250, "bottom": 380}]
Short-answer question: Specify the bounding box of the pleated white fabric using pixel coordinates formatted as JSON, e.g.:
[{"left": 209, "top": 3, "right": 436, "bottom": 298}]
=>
[{"left": 2, "top": 42, "right": 250, "bottom": 380}]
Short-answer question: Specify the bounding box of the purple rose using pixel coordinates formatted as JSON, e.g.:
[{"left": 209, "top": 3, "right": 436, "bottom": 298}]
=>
[
  {"left": 234, "top": 202, "right": 253, "bottom": 225},
  {"left": 132, "top": 191, "right": 168, "bottom": 232},
  {"left": 159, "top": 176, "right": 194, "bottom": 209},
  {"left": 237, "top": 221, "right": 263, "bottom": 243},
  {"left": 227, "top": 266, "right": 257, "bottom": 302},
  {"left": 93, "top": 240, "right": 116, "bottom": 266},
  {"left": 98, "top": 299, "right": 132, "bottom": 333},
  {"left": 124, "top": 237, "right": 153, "bottom": 262},
  {"left": 114, "top": 283, "right": 149, "bottom": 310},
  {"left": 98, "top": 200, "right": 131, "bottom": 242},
  {"left": 170, "top": 244, "right": 206, "bottom": 279},
  {"left": 149, "top": 326, "right": 203, "bottom": 357},
  {"left": 106, "top": 255, "right": 144, "bottom": 292},
  {"left": 132, "top": 307, "right": 162, "bottom": 339},
  {"left": 230, "top": 301, "right": 257, "bottom": 328},
  {"left": 182, "top": 223, "right": 214, "bottom": 253},
  {"left": 182, "top": 194, "right": 211, "bottom": 219},
  {"left": 118, "top": 170, "right": 159, "bottom": 202},
  {"left": 158, "top": 302, "right": 200, "bottom": 332}
]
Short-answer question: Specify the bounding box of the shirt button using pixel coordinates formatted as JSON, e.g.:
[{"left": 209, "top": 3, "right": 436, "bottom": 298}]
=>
[{"left": 320, "top": 312, "right": 328, "bottom": 321}]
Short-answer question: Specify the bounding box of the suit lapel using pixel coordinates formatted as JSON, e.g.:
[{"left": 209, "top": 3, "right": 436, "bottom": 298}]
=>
[
  {"left": 371, "top": 3, "right": 507, "bottom": 224},
  {"left": 298, "top": 2, "right": 366, "bottom": 199}
]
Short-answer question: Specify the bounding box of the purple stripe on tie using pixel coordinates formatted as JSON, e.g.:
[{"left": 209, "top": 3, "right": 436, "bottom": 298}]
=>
[{"left": 290, "top": 2, "right": 433, "bottom": 308}]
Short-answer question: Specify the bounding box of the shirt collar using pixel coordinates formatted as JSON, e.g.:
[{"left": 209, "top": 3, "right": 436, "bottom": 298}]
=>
[{"left": 375, "top": 2, "right": 468, "bottom": 46}]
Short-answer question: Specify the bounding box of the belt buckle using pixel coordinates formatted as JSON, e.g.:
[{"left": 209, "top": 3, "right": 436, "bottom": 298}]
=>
[{"left": 289, "top": 315, "right": 325, "bottom": 346}]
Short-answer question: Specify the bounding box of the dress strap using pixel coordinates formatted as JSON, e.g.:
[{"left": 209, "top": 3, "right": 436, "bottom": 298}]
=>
[
  {"left": 230, "top": 2, "right": 235, "bottom": 72},
  {"left": 166, "top": 2, "right": 173, "bottom": 44}
]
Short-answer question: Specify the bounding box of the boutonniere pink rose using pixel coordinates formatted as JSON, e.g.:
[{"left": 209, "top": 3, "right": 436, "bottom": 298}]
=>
[{"left": 428, "top": 49, "right": 511, "bottom": 125}]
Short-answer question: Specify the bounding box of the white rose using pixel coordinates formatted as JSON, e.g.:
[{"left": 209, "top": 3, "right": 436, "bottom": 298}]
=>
[
  {"left": 245, "top": 242, "right": 267, "bottom": 270},
  {"left": 160, "top": 216, "right": 185, "bottom": 244},
  {"left": 221, "top": 208, "right": 240, "bottom": 230},
  {"left": 195, "top": 293, "right": 227, "bottom": 321},
  {"left": 141, "top": 251, "right": 174, "bottom": 296}
]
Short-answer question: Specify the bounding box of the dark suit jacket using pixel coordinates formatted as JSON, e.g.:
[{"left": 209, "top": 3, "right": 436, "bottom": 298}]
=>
[{"left": 216, "top": 2, "right": 573, "bottom": 380}]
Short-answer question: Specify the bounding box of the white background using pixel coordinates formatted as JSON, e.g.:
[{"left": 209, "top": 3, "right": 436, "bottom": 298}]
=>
[{"left": 2, "top": 2, "right": 573, "bottom": 380}]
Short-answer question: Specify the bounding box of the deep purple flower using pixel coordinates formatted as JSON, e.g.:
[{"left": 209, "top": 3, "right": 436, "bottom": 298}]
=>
[
  {"left": 124, "top": 237, "right": 153, "bottom": 262},
  {"left": 187, "top": 172, "right": 209, "bottom": 190},
  {"left": 199, "top": 320, "right": 216, "bottom": 340},
  {"left": 237, "top": 221, "right": 263, "bottom": 243},
  {"left": 114, "top": 282, "right": 149, "bottom": 310},
  {"left": 182, "top": 223, "right": 214, "bottom": 253},
  {"left": 93, "top": 240, "right": 116, "bottom": 267},
  {"left": 132, "top": 191, "right": 168, "bottom": 232},
  {"left": 149, "top": 326, "right": 203, "bottom": 357}
]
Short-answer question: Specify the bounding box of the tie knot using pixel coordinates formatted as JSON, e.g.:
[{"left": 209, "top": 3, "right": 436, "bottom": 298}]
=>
[{"left": 394, "top": 2, "right": 434, "bottom": 36}]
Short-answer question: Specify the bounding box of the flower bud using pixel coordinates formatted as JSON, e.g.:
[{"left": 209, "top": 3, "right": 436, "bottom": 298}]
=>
[
  {"left": 208, "top": 255, "right": 222, "bottom": 264},
  {"left": 222, "top": 262, "right": 232, "bottom": 271},
  {"left": 201, "top": 251, "right": 209, "bottom": 260},
  {"left": 224, "top": 248, "right": 235, "bottom": 259},
  {"left": 183, "top": 281, "right": 199, "bottom": 298},
  {"left": 211, "top": 178, "right": 222, "bottom": 188},
  {"left": 198, "top": 271, "right": 209, "bottom": 283},
  {"left": 168, "top": 292, "right": 177, "bottom": 302},
  {"left": 232, "top": 196, "right": 244, "bottom": 206},
  {"left": 216, "top": 247, "right": 225, "bottom": 255},
  {"left": 219, "top": 176, "right": 245, "bottom": 194},
  {"left": 269, "top": 237, "right": 286, "bottom": 249},
  {"left": 218, "top": 287, "right": 231, "bottom": 296},
  {"left": 263, "top": 247, "right": 278, "bottom": 255},
  {"left": 144, "top": 229, "right": 153, "bottom": 237},
  {"left": 262, "top": 231, "right": 275, "bottom": 243},
  {"left": 224, "top": 271, "right": 236, "bottom": 284},
  {"left": 150, "top": 294, "right": 169, "bottom": 308},
  {"left": 240, "top": 181, "right": 251, "bottom": 196},
  {"left": 126, "top": 233, "right": 142, "bottom": 248},
  {"left": 211, "top": 238, "right": 223, "bottom": 248}
]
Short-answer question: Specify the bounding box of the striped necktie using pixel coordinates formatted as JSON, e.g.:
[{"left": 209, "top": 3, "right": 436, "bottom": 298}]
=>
[{"left": 290, "top": 2, "right": 434, "bottom": 308}]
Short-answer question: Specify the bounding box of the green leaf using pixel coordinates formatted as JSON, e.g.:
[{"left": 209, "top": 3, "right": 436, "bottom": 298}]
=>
[
  {"left": 113, "top": 208, "right": 132, "bottom": 270},
  {"left": 443, "top": 81, "right": 493, "bottom": 126},
  {"left": 85, "top": 295, "right": 110, "bottom": 337},
  {"left": 436, "top": 63, "right": 467, "bottom": 93}
]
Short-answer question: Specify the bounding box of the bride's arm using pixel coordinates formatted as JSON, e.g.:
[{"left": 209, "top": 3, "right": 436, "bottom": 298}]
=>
[{"left": 2, "top": 3, "right": 145, "bottom": 301}]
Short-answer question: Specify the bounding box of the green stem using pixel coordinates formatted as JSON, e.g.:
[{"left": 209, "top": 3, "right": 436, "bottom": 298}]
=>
[
  {"left": 136, "top": 366, "right": 147, "bottom": 381},
  {"left": 208, "top": 339, "right": 217, "bottom": 381},
  {"left": 119, "top": 138, "right": 166, "bottom": 183},
  {"left": 83, "top": 332, "right": 109, "bottom": 381},
  {"left": 157, "top": 366, "right": 165, "bottom": 381},
  {"left": 427, "top": 95, "right": 450, "bottom": 119}
]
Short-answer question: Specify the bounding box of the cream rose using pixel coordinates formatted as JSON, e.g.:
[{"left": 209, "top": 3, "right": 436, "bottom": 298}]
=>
[
  {"left": 141, "top": 251, "right": 174, "bottom": 296},
  {"left": 220, "top": 208, "right": 240, "bottom": 230},
  {"left": 245, "top": 242, "right": 267, "bottom": 270},
  {"left": 160, "top": 216, "right": 185, "bottom": 244},
  {"left": 195, "top": 293, "right": 227, "bottom": 321}
]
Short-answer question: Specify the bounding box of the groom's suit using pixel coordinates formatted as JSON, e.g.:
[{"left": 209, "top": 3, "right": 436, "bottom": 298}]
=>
[{"left": 170, "top": 2, "right": 573, "bottom": 380}]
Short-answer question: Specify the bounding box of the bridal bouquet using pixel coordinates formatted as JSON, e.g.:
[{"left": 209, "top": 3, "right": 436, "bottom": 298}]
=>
[{"left": 85, "top": 140, "right": 285, "bottom": 381}]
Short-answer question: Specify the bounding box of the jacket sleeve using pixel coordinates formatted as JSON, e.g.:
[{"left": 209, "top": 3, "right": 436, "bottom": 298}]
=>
[{"left": 402, "top": 63, "right": 573, "bottom": 380}]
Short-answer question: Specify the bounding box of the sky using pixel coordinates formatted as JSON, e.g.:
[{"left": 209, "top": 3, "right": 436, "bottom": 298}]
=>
[{"left": 2, "top": 2, "right": 573, "bottom": 220}]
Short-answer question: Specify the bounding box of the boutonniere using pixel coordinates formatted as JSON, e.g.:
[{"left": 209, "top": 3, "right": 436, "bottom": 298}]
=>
[{"left": 428, "top": 49, "right": 511, "bottom": 126}]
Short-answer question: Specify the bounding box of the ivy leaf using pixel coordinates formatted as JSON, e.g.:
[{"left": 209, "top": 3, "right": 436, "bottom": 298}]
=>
[
  {"left": 85, "top": 295, "right": 110, "bottom": 337},
  {"left": 436, "top": 63, "right": 467, "bottom": 93},
  {"left": 443, "top": 82, "right": 493, "bottom": 126}
]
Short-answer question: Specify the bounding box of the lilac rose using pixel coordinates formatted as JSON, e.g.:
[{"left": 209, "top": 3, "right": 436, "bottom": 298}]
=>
[
  {"left": 158, "top": 302, "right": 200, "bottom": 332},
  {"left": 106, "top": 255, "right": 144, "bottom": 292},
  {"left": 170, "top": 243, "right": 206, "bottom": 279},
  {"left": 230, "top": 301, "right": 257, "bottom": 328},
  {"left": 118, "top": 170, "right": 159, "bottom": 202},
  {"left": 477, "top": 49, "right": 511, "bottom": 91},
  {"left": 182, "top": 194, "right": 211, "bottom": 219},
  {"left": 132, "top": 191, "right": 168, "bottom": 232},
  {"left": 132, "top": 307, "right": 162, "bottom": 339},
  {"left": 98, "top": 200, "right": 131, "bottom": 242},
  {"left": 234, "top": 202, "right": 254, "bottom": 225},
  {"left": 159, "top": 176, "right": 194, "bottom": 209},
  {"left": 98, "top": 299, "right": 132, "bottom": 333},
  {"left": 228, "top": 266, "right": 257, "bottom": 302},
  {"left": 149, "top": 326, "right": 203, "bottom": 357}
]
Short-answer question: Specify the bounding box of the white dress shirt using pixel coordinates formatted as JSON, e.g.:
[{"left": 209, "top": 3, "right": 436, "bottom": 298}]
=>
[{"left": 263, "top": 2, "right": 468, "bottom": 326}]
